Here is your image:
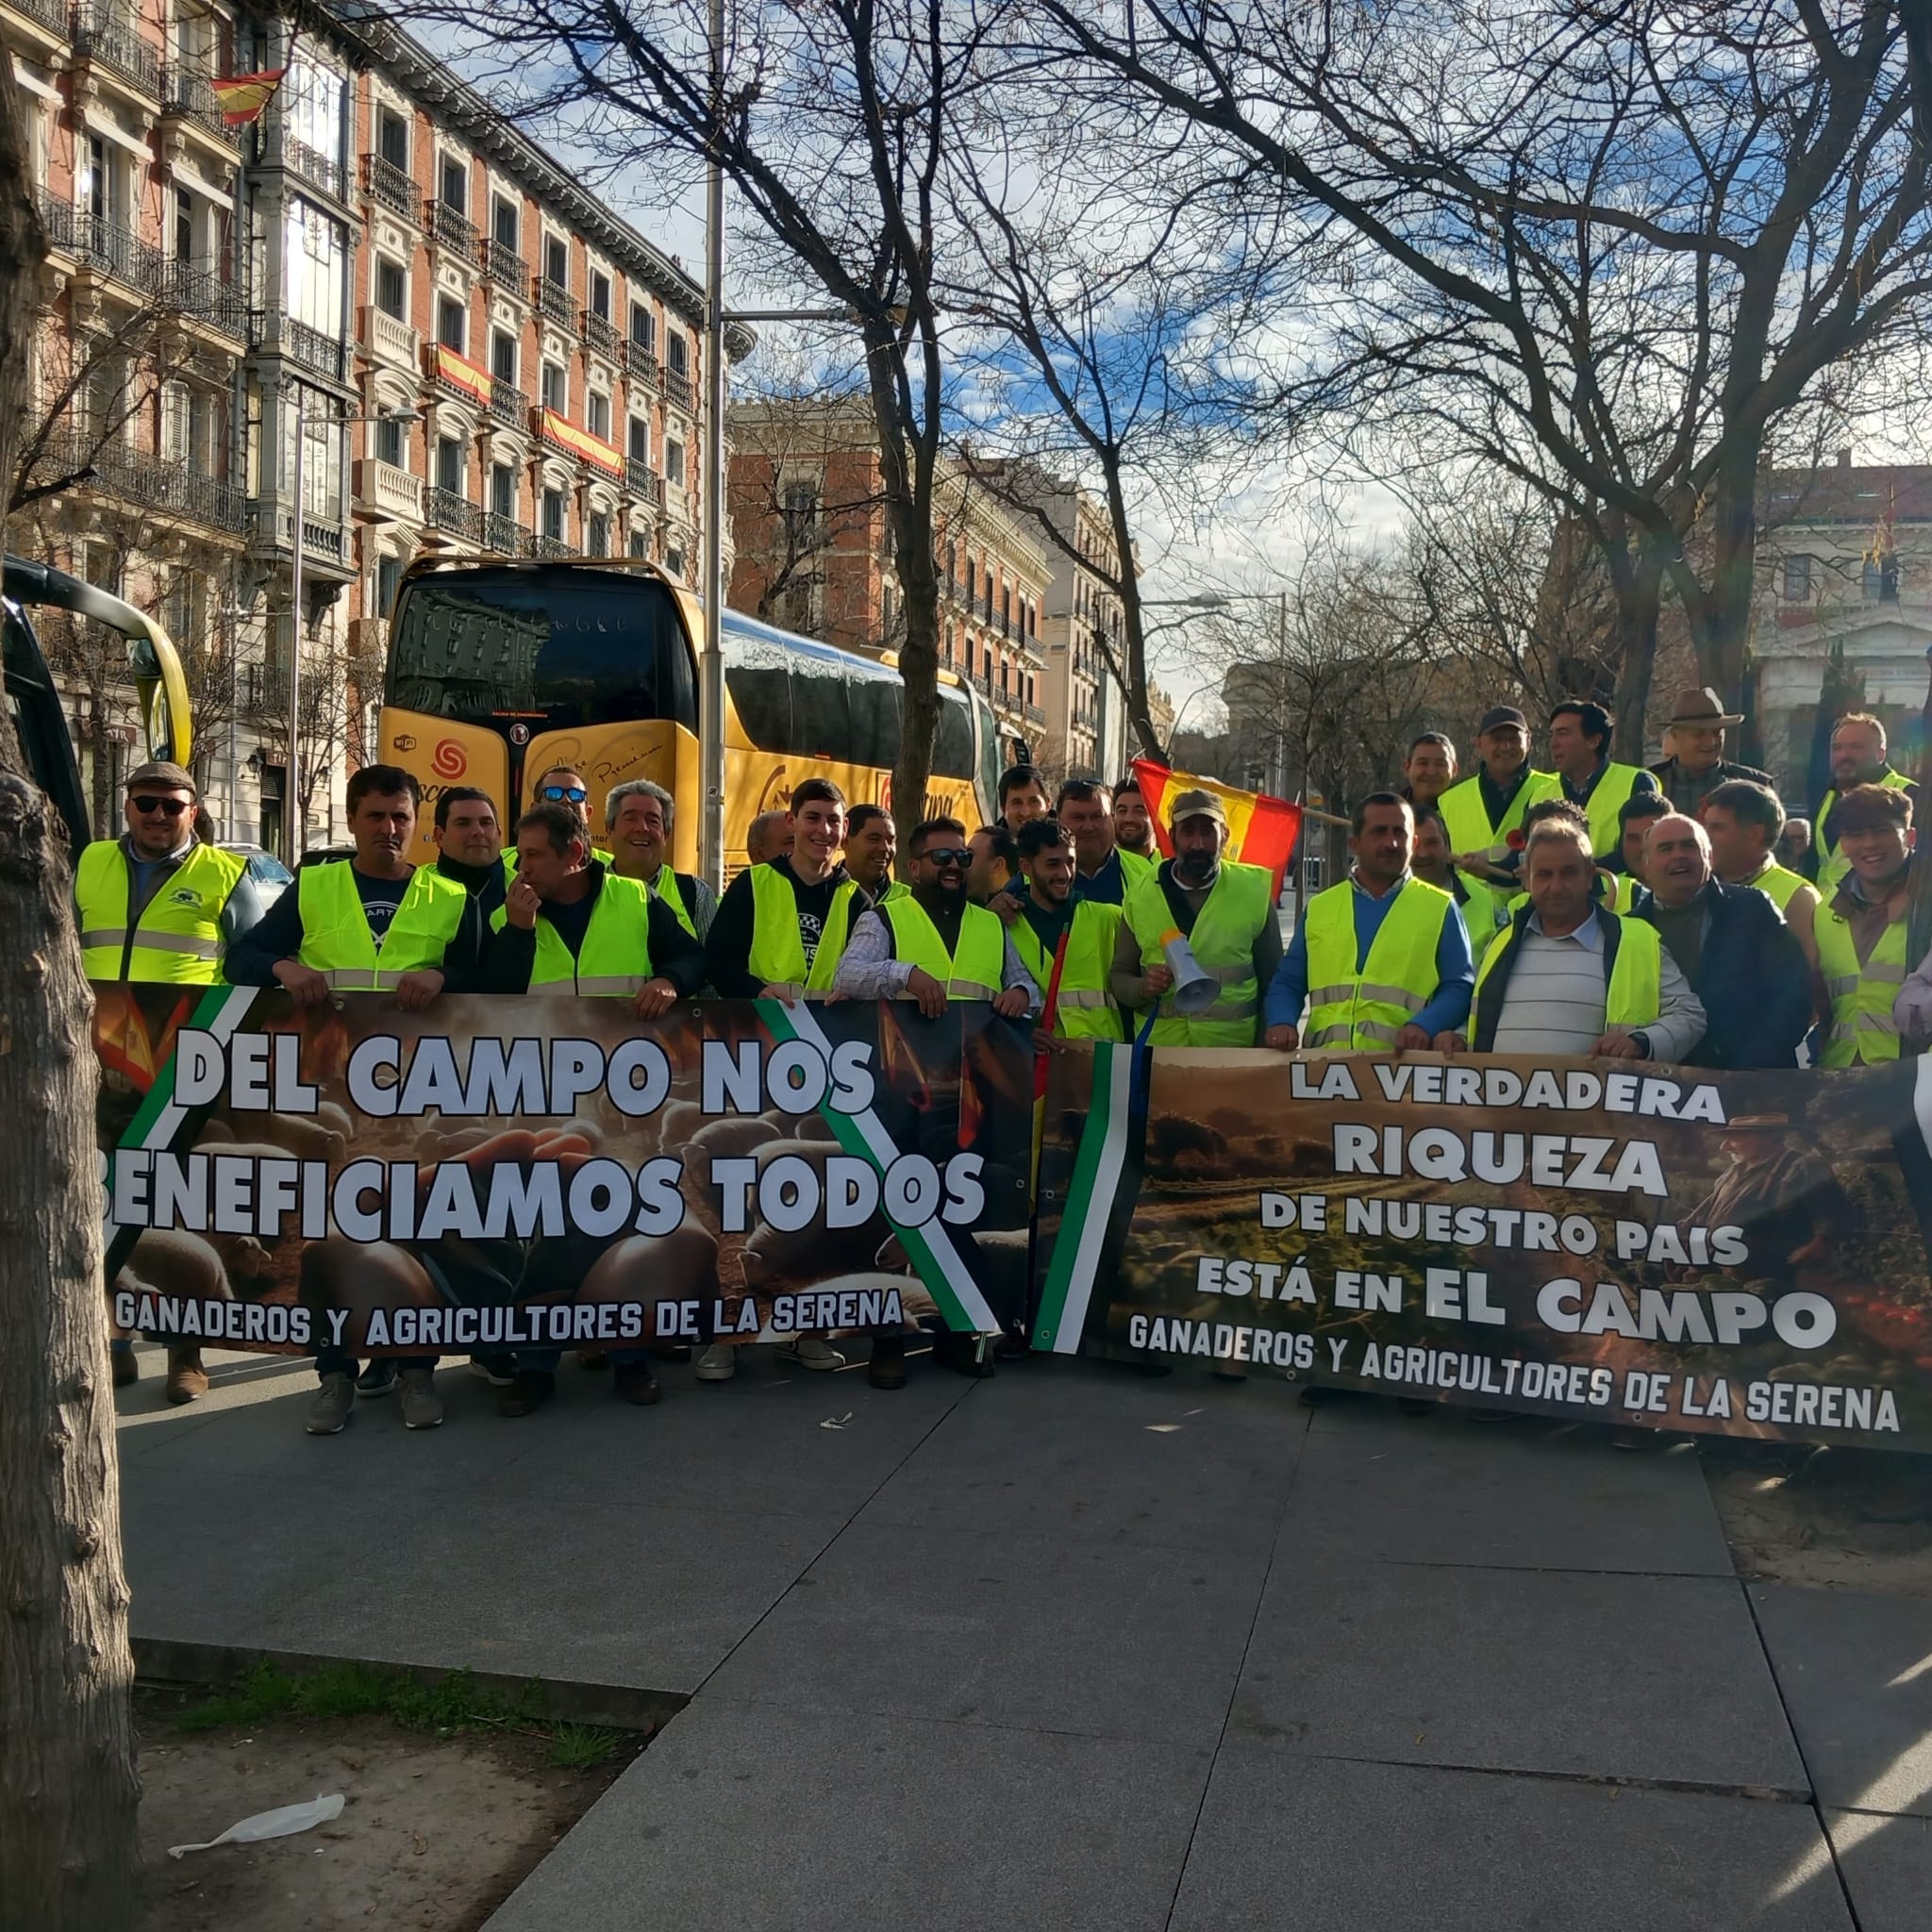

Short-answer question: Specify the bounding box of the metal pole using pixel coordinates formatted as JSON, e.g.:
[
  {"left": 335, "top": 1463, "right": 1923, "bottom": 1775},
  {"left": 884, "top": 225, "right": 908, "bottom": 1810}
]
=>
[
  {"left": 698, "top": 0, "right": 727, "bottom": 894},
  {"left": 284, "top": 386, "right": 305, "bottom": 868}
]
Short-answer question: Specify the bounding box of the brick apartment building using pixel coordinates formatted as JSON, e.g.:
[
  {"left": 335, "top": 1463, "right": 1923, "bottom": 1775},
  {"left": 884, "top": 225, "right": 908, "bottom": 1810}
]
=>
[
  {"left": 7, "top": 0, "right": 738, "bottom": 851},
  {"left": 728, "top": 396, "right": 1052, "bottom": 757}
]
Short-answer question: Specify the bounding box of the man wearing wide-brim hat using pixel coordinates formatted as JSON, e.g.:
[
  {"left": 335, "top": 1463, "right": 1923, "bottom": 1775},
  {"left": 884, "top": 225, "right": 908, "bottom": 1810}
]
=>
[{"left": 1647, "top": 687, "right": 1772, "bottom": 817}]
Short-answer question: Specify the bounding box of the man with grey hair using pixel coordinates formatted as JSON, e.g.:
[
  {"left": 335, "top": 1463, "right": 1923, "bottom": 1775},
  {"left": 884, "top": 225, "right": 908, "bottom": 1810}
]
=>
[
  {"left": 746, "top": 808, "right": 791, "bottom": 867},
  {"left": 1437, "top": 817, "right": 1705, "bottom": 1060},
  {"left": 606, "top": 778, "right": 714, "bottom": 941}
]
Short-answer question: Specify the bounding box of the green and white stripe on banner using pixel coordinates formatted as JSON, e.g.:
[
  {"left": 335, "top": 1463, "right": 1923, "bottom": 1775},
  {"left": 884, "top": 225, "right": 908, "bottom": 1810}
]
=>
[
  {"left": 1032, "top": 1039, "right": 1134, "bottom": 1354},
  {"left": 760, "top": 999, "right": 999, "bottom": 1334},
  {"left": 108, "top": 985, "right": 260, "bottom": 1216}
]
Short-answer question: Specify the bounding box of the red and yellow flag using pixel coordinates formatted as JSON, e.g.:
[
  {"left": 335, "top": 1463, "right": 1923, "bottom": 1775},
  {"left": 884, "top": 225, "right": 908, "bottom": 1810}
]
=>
[
  {"left": 1130, "top": 758, "right": 1303, "bottom": 893},
  {"left": 211, "top": 67, "right": 288, "bottom": 125}
]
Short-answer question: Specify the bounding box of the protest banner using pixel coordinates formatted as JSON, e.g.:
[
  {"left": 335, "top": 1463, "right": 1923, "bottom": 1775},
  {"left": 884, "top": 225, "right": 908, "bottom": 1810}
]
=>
[
  {"left": 1032, "top": 1044, "right": 1932, "bottom": 1451},
  {"left": 92, "top": 986, "right": 1034, "bottom": 1357}
]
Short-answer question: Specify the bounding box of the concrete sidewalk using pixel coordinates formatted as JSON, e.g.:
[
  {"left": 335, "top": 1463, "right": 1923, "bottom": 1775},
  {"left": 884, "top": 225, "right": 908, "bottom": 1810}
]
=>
[{"left": 117, "top": 1344, "right": 1929, "bottom": 1929}]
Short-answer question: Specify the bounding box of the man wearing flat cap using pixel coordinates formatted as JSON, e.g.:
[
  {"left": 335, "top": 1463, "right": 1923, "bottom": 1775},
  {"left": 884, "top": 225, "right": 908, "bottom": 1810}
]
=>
[
  {"left": 1112, "top": 787, "right": 1281, "bottom": 1044},
  {"left": 1647, "top": 688, "right": 1771, "bottom": 817},
  {"left": 1434, "top": 705, "right": 1561, "bottom": 932}
]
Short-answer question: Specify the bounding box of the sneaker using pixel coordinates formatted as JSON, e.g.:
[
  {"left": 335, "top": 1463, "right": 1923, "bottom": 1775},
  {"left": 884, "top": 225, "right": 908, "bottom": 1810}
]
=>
[
  {"left": 111, "top": 1343, "right": 139, "bottom": 1389},
  {"left": 773, "top": 1337, "right": 845, "bottom": 1373},
  {"left": 576, "top": 1350, "right": 610, "bottom": 1372},
  {"left": 867, "top": 1333, "right": 908, "bottom": 1391},
  {"left": 306, "top": 1373, "right": 355, "bottom": 1435},
  {"left": 467, "top": 1355, "right": 517, "bottom": 1387},
  {"left": 164, "top": 1348, "right": 208, "bottom": 1406},
  {"left": 357, "top": 1359, "right": 398, "bottom": 1397},
  {"left": 694, "top": 1343, "right": 738, "bottom": 1382},
  {"left": 498, "top": 1370, "right": 556, "bottom": 1418},
  {"left": 399, "top": 1370, "right": 444, "bottom": 1430},
  {"left": 613, "top": 1362, "right": 662, "bottom": 1406}
]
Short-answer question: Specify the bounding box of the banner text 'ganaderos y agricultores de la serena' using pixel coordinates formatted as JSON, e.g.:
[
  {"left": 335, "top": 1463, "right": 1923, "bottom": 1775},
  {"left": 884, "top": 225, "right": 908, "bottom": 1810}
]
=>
[
  {"left": 93, "top": 987, "right": 1035, "bottom": 1360},
  {"left": 1032, "top": 1044, "right": 1932, "bottom": 1453}
]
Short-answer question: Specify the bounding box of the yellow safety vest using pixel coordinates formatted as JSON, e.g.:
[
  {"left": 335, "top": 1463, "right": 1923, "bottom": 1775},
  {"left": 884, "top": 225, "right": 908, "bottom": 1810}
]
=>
[
  {"left": 747, "top": 863, "right": 859, "bottom": 996},
  {"left": 1118, "top": 847, "right": 1157, "bottom": 889},
  {"left": 1302, "top": 876, "right": 1454, "bottom": 1050},
  {"left": 1437, "top": 768, "right": 1562, "bottom": 925},
  {"left": 646, "top": 867, "right": 699, "bottom": 940},
  {"left": 1124, "top": 860, "right": 1273, "bottom": 1046},
  {"left": 1816, "top": 770, "right": 1914, "bottom": 898},
  {"left": 1474, "top": 910, "right": 1663, "bottom": 1028},
  {"left": 1816, "top": 903, "right": 1908, "bottom": 1066},
  {"left": 1743, "top": 862, "right": 1810, "bottom": 915},
  {"left": 295, "top": 860, "right": 468, "bottom": 990},
  {"left": 878, "top": 896, "right": 1007, "bottom": 1000},
  {"left": 1574, "top": 763, "right": 1647, "bottom": 858},
  {"left": 1009, "top": 900, "right": 1124, "bottom": 1040},
  {"left": 76, "top": 839, "right": 245, "bottom": 984},
  {"left": 490, "top": 873, "right": 656, "bottom": 995}
]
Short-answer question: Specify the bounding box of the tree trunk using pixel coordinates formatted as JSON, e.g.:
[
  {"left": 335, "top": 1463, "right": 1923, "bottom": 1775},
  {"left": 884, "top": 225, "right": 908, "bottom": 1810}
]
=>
[
  {"left": 0, "top": 66, "right": 143, "bottom": 1929},
  {"left": 1607, "top": 544, "right": 1664, "bottom": 764},
  {"left": 1098, "top": 460, "right": 1164, "bottom": 762},
  {"left": 1698, "top": 446, "right": 1762, "bottom": 713}
]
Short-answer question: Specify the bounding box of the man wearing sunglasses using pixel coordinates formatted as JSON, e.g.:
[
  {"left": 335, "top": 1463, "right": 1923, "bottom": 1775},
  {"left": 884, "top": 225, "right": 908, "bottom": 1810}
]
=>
[
  {"left": 79, "top": 760, "right": 267, "bottom": 1407},
  {"left": 527, "top": 763, "right": 613, "bottom": 864}
]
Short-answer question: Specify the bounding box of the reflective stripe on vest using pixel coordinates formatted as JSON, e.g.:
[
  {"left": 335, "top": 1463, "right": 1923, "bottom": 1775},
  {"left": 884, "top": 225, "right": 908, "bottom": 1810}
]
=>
[
  {"left": 747, "top": 864, "right": 858, "bottom": 995},
  {"left": 1816, "top": 906, "right": 1907, "bottom": 1066},
  {"left": 296, "top": 861, "right": 468, "bottom": 991},
  {"left": 490, "top": 873, "right": 656, "bottom": 995},
  {"left": 1578, "top": 763, "right": 1644, "bottom": 858},
  {"left": 1302, "top": 876, "right": 1453, "bottom": 1051},
  {"left": 1009, "top": 900, "right": 1123, "bottom": 1041},
  {"left": 75, "top": 839, "right": 245, "bottom": 985},
  {"left": 1124, "top": 860, "right": 1273, "bottom": 1045},
  {"left": 1437, "top": 769, "right": 1562, "bottom": 925},
  {"left": 879, "top": 896, "right": 1007, "bottom": 1000},
  {"left": 1817, "top": 771, "right": 1914, "bottom": 897},
  {"left": 1474, "top": 911, "right": 1663, "bottom": 1029}
]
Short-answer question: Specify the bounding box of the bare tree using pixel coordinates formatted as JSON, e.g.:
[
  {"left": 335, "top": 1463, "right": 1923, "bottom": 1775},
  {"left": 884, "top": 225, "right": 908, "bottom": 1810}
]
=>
[
  {"left": 0, "top": 67, "right": 142, "bottom": 1932},
  {"left": 1039, "top": 0, "right": 1932, "bottom": 739}
]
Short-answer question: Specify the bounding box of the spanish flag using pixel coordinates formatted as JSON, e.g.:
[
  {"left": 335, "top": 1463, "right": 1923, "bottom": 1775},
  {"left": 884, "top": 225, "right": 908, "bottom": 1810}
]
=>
[
  {"left": 211, "top": 67, "right": 288, "bottom": 125},
  {"left": 1130, "top": 758, "right": 1303, "bottom": 894}
]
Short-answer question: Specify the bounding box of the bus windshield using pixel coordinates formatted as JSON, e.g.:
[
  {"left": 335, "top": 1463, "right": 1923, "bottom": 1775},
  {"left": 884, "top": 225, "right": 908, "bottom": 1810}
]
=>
[{"left": 387, "top": 563, "right": 697, "bottom": 733}]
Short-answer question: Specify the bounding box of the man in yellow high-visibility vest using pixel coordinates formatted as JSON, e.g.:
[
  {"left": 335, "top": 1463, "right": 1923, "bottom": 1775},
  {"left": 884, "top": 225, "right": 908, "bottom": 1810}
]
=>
[
  {"left": 1264, "top": 792, "right": 1474, "bottom": 1053},
  {"left": 1548, "top": 700, "right": 1657, "bottom": 859},
  {"left": 606, "top": 777, "right": 714, "bottom": 941},
  {"left": 1436, "top": 705, "right": 1561, "bottom": 928},
  {"left": 1814, "top": 783, "right": 1918, "bottom": 1066},
  {"left": 1702, "top": 778, "right": 1823, "bottom": 978},
  {"left": 1008, "top": 816, "right": 1123, "bottom": 1041},
  {"left": 1806, "top": 712, "right": 1919, "bottom": 900}
]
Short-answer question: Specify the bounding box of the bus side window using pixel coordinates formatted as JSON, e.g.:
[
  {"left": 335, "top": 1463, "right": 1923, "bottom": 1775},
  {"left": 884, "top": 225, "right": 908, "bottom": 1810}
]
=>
[
  {"left": 724, "top": 656, "right": 793, "bottom": 751},
  {"left": 847, "top": 672, "right": 900, "bottom": 771},
  {"left": 791, "top": 658, "right": 853, "bottom": 761},
  {"left": 932, "top": 687, "right": 974, "bottom": 779}
]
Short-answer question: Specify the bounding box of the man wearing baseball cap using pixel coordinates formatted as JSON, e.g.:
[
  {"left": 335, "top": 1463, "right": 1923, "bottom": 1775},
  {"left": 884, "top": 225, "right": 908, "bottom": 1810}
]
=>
[
  {"left": 1646, "top": 687, "right": 1770, "bottom": 816},
  {"left": 1434, "top": 706, "right": 1560, "bottom": 930},
  {"left": 77, "top": 761, "right": 266, "bottom": 1407},
  {"left": 1111, "top": 787, "right": 1281, "bottom": 1044}
]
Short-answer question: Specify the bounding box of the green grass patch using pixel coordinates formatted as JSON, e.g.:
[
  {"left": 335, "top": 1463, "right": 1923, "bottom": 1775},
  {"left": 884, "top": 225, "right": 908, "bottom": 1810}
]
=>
[{"left": 172, "top": 1662, "right": 622, "bottom": 1767}]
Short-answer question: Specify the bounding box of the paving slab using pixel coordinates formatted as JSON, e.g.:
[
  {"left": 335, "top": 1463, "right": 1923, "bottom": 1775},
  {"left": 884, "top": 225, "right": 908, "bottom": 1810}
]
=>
[
  {"left": 1171, "top": 1748, "right": 1853, "bottom": 1931},
  {"left": 1754, "top": 1584, "right": 1932, "bottom": 1818},
  {"left": 863, "top": 1363, "right": 1305, "bottom": 1556},
  {"left": 485, "top": 1698, "right": 1212, "bottom": 1932},
  {"left": 1277, "top": 1409, "right": 1731, "bottom": 1574},
  {"left": 1232, "top": 1556, "right": 1807, "bottom": 1790},
  {"left": 703, "top": 1512, "right": 1270, "bottom": 1746},
  {"left": 1824, "top": 1809, "right": 1932, "bottom": 1932}
]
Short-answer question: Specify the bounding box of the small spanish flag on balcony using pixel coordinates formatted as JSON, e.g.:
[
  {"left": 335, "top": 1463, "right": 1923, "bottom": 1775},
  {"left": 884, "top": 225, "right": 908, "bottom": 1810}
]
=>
[
  {"left": 211, "top": 66, "right": 289, "bottom": 125},
  {"left": 1130, "top": 758, "right": 1303, "bottom": 894}
]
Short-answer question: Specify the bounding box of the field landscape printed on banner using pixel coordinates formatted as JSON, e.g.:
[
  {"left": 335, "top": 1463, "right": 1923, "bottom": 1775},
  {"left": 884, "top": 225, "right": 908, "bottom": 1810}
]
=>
[
  {"left": 1033, "top": 1043, "right": 1932, "bottom": 1451},
  {"left": 92, "top": 985, "right": 1035, "bottom": 1358}
]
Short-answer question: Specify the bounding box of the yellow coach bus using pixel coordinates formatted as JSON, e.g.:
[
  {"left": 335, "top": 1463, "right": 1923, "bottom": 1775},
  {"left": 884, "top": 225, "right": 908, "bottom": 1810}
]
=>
[{"left": 376, "top": 557, "right": 1004, "bottom": 870}]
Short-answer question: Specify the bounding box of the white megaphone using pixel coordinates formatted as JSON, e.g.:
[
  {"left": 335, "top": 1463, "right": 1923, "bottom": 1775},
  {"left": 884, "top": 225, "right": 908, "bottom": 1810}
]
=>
[{"left": 1157, "top": 926, "right": 1221, "bottom": 1014}]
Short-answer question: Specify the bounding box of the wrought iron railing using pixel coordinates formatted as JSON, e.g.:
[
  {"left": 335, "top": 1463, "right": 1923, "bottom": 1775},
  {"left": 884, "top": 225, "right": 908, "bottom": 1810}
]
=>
[
  {"left": 480, "top": 238, "right": 529, "bottom": 299},
  {"left": 360, "top": 152, "right": 419, "bottom": 220},
  {"left": 425, "top": 486, "right": 484, "bottom": 543},
  {"left": 538, "top": 277, "right": 576, "bottom": 330},
  {"left": 161, "top": 67, "right": 238, "bottom": 143},
  {"left": 427, "top": 200, "right": 478, "bottom": 261},
  {"left": 251, "top": 309, "right": 347, "bottom": 383},
  {"left": 71, "top": 5, "right": 161, "bottom": 93}
]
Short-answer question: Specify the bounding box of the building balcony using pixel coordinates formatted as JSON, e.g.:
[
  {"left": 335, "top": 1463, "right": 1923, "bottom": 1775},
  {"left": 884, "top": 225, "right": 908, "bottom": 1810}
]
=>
[
  {"left": 426, "top": 200, "right": 478, "bottom": 263},
  {"left": 70, "top": 5, "right": 162, "bottom": 97},
  {"left": 359, "top": 304, "right": 419, "bottom": 374},
  {"left": 42, "top": 195, "right": 163, "bottom": 295},
  {"left": 621, "top": 341, "right": 658, "bottom": 386},
  {"left": 160, "top": 67, "right": 240, "bottom": 147},
  {"left": 248, "top": 497, "right": 350, "bottom": 567},
  {"left": 483, "top": 510, "right": 534, "bottom": 558},
  {"left": 360, "top": 152, "right": 420, "bottom": 222},
  {"left": 424, "top": 486, "right": 483, "bottom": 545},
  {"left": 533, "top": 532, "right": 574, "bottom": 559},
  {"left": 584, "top": 311, "right": 617, "bottom": 358},
  {"left": 625, "top": 457, "right": 662, "bottom": 505},
  {"left": 251, "top": 308, "right": 349, "bottom": 384},
  {"left": 479, "top": 238, "right": 529, "bottom": 300},
  {"left": 538, "top": 277, "right": 577, "bottom": 332},
  {"left": 26, "top": 431, "right": 245, "bottom": 534},
  {"left": 157, "top": 258, "right": 245, "bottom": 336},
  {"left": 353, "top": 457, "right": 424, "bottom": 523},
  {"left": 424, "top": 341, "right": 492, "bottom": 408},
  {"left": 485, "top": 377, "right": 527, "bottom": 427},
  {"left": 4, "top": 0, "right": 67, "bottom": 37},
  {"left": 257, "top": 120, "right": 346, "bottom": 202},
  {"left": 664, "top": 367, "right": 693, "bottom": 411},
  {"left": 1024, "top": 701, "right": 1046, "bottom": 725}
]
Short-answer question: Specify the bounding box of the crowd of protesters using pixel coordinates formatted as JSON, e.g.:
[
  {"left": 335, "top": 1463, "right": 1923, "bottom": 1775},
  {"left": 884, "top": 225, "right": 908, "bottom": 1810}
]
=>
[{"left": 79, "top": 677, "right": 1918, "bottom": 1427}]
